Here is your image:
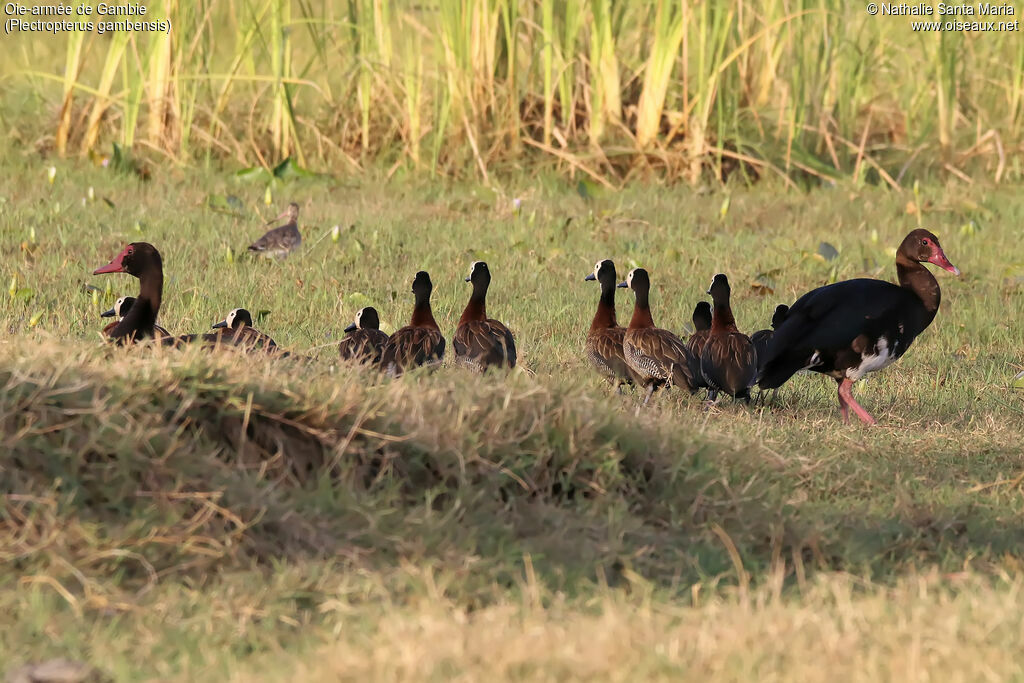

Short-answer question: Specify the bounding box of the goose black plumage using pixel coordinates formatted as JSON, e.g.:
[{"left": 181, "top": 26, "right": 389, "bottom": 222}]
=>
[
  {"left": 685, "top": 301, "right": 712, "bottom": 391},
  {"left": 93, "top": 243, "right": 166, "bottom": 344},
  {"left": 101, "top": 296, "right": 171, "bottom": 339},
  {"left": 700, "top": 274, "right": 758, "bottom": 401},
  {"left": 750, "top": 304, "right": 789, "bottom": 370},
  {"left": 339, "top": 306, "right": 389, "bottom": 365},
  {"left": 758, "top": 229, "right": 960, "bottom": 425},
  {"left": 617, "top": 268, "right": 696, "bottom": 406},
  {"left": 248, "top": 202, "right": 301, "bottom": 258},
  {"left": 453, "top": 261, "right": 517, "bottom": 371},
  {"left": 380, "top": 271, "right": 446, "bottom": 376},
  {"left": 584, "top": 259, "right": 643, "bottom": 389}
]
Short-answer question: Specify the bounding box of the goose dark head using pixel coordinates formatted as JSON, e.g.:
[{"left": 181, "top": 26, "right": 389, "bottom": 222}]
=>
[
  {"left": 212, "top": 308, "right": 253, "bottom": 330},
  {"left": 692, "top": 301, "right": 712, "bottom": 331},
  {"left": 584, "top": 258, "right": 617, "bottom": 285},
  {"left": 707, "top": 273, "right": 731, "bottom": 301},
  {"left": 345, "top": 306, "right": 380, "bottom": 333},
  {"left": 899, "top": 229, "right": 959, "bottom": 275},
  {"left": 101, "top": 296, "right": 136, "bottom": 319},
  {"left": 466, "top": 260, "right": 491, "bottom": 286},
  {"left": 771, "top": 304, "right": 789, "bottom": 328},
  {"left": 93, "top": 242, "right": 162, "bottom": 277},
  {"left": 617, "top": 267, "right": 649, "bottom": 292}
]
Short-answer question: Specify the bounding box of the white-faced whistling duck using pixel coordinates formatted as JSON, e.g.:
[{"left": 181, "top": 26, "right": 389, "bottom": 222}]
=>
[
  {"left": 617, "top": 267, "right": 697, "bottom": 406},
  {"left": 101, "top": 296, "right": 171, "bottom": 339},
  {"left": 584, "top": 259, "right": 643, "bottom": 390},
  {"left": 380, "top": 271, "right": 446, "bottom": 376},
  {"left": 453, "top": 261, "right": 517, "bottom": 372},
  {"left": 210, "top": 308, "right": 280, "bottom": 352},
  {"left": 339, "top": 306, "right": 389, "bottom": 365},
  {"left": 700, "top": 274, "right": 758, "bottom": 402}
]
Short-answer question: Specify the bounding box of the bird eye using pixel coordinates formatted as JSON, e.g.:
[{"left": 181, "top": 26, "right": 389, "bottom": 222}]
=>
[{"left": 921, "top": 238, "right": 930, "bottom": 246}]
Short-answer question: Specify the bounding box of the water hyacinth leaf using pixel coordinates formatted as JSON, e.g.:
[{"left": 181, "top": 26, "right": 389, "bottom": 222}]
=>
[
  {"left": 255, "top": 310, "right": 272, "bottom": 324},
  {"left": 1013, "top": 371, "right": 1024, "bottom": 390},
  {"left": 29, "top": 311, "right": 43, "bottom": 327},
  {"left": 14, "top": 288, "right": 34, "bottom": 302},
  {"left": 236, "top": 166, "right": 272, "bottom": 182},
  {"left": 751, "top": 272, "right": 777, "bottom": 295},
  {"left": 344, "top": 292, "right": 374, "bottom": 311},
  {"left": 818, "top": 242, "right": 840, "bottom": 261},
  {"left": 225, "top": 195, "right": 244, "bottom": 211}
]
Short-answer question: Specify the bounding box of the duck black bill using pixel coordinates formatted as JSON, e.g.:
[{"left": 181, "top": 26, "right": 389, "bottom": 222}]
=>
[
  {"left": 616, "top": 281, "right": 628, "bottom": 288},
  {"left": 584, "top": 274, "right": 596, "bottom": 281},
  {"left": 212, "top": 320, "right": 228, "bottom": 329},
  {"left": 100, "top": 307, "right": 117, "bottom": 318},
  {"left": 344, "top": 323, "right": 357, "bottom": 333}
]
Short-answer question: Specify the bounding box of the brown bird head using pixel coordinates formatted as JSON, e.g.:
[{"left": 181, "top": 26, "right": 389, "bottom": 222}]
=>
[{"left": 898, "top": 229, "right": 959, "bottom": 275}]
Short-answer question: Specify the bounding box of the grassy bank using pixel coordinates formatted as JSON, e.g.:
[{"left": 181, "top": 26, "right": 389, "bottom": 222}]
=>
[{"left": 1, "top": 151, "right": 1024, "bottom": 677}]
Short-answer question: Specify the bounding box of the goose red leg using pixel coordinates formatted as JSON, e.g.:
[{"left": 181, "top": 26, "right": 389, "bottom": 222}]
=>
[
  {"left": 838, "top": 378, "right": 876, "bottom": 426},
  {"left": 835, "top": 379, "right": 850, "bottom": 423}
]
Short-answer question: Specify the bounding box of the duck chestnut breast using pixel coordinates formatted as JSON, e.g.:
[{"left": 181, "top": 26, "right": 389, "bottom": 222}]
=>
[
  {"left": 617, "top": 267, "right": 697, "bottom": 406},
  {"left": 453, "top": 261, "right": 517, "bottom": 372},
  {"left": 583, "top": 259, "right": 643, "bottom": 388},
  {"left": 699, "top": 273, "right": 758, "bottom": 401},
  {"left": 380, "top": 271, "right": 446, "bottom": 376}
]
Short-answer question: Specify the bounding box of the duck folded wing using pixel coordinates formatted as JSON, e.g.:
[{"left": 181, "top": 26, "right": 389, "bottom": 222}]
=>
[
  {"left": 701, "top": 332, "right": 758, "bottom": 396},
  {"left": 454, "top": 320, "right": 516, "bottom": 370},
  {"left": 381, "top": 327, "right": 445, "bottom": 374},
  {"left": 627, "top": 329, "right": 696, "bottom": 392}
]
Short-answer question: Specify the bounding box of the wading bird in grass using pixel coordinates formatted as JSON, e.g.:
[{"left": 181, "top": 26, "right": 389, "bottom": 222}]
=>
[
  {"left": 248, "top": 202, "right": 301, "bottom": 259},
  {"left": 758, "top": 229, "right": 960, "bottom": 425}
]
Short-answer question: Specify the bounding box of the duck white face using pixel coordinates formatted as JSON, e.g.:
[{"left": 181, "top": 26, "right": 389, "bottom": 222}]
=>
[
  {"left": 355, "top": 307, "right": 365, "bottom": 328},
  {"left": 226, "top": 309, "right": 241, "bottom": 328},
  {"left": 115, "top": 296, "right": 130, "bottom": 317},
  {"left": 593, "top": 259, "right": 609, "bottom": 280},
  {"left": 626, "top": 268, "right": 637, "bottom": 288}
]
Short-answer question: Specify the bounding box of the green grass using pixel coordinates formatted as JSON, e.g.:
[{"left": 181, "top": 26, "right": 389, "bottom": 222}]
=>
[{"left": 1, "top": 153, "right": 1024, "bottom": 680}]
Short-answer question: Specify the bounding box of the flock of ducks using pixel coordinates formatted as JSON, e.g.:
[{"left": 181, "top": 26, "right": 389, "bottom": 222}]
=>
[{"left": 90, "top": 202, "right": 961, "bottom": 425}]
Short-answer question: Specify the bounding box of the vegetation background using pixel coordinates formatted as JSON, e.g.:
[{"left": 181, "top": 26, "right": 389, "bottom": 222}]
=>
[{"left": 1, "top": 1, "right": 1023, "bottom": 680}]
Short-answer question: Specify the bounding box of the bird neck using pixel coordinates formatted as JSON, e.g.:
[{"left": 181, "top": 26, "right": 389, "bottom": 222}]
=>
[
  {"left": 627, "top": 289, "right": 655, "bottom": 329},
  {"left": 112, "top": 267, "right": 162, "bottom": 341},
  {"left": 458, "top": 283, "right": 488, "bottom": 325},
  {"left": 710, "top": 300, "right": 738, "bottom": 334},
  {"left": 896, "top": 255, "right": 941, "bottom": 313},
  {"left": 411, "top": 296, "right": 439, "bottom": 330},
  {"left": 590, "top": 281, "right": 618, "bottom": 331}
]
